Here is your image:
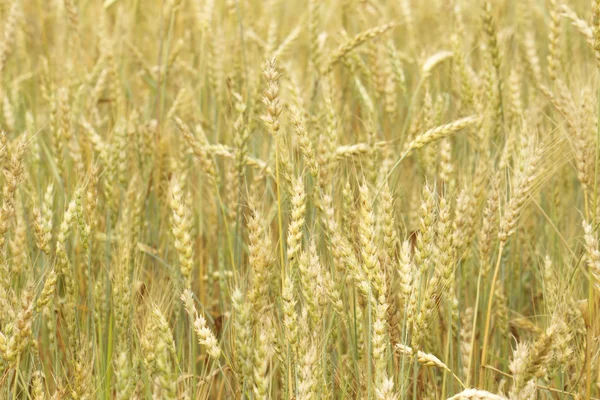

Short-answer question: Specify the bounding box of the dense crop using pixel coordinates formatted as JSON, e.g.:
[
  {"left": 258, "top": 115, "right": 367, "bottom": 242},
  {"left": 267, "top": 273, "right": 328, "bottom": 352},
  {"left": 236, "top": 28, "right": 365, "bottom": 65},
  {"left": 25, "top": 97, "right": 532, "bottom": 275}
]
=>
[{"left": 0, "top": 0, "right": 599, "bottom": 398}]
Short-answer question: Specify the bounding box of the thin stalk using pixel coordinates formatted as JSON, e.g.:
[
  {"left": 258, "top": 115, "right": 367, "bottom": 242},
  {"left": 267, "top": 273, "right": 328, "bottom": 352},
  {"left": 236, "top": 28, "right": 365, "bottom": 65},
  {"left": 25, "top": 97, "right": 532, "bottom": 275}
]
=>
[
  {"left": 274, "top": 140, "right": 286, "bottom": 285},
  {"left": 466, "top": 261, "right": 484, "bottom": 387},
  {"left": 411, "top": 357, "right": 419, "bottom": 400},
  {"left": 441, "top": 298, "right": 452, "bottom": 398},
  {"left": 12, "top": 354, "right": 20, "bottom": 399},
  {"left": 478, "top": 241, "right": 505, "bottom": 387},
  {"left": 214, "top": 188, "right": 236, "bottom": 285},
  {"left": 105, "top": 310, "right": 114, "bottom": 400},
  {"left": 367, "top": 292, "right": 372, "bottom": 400}
]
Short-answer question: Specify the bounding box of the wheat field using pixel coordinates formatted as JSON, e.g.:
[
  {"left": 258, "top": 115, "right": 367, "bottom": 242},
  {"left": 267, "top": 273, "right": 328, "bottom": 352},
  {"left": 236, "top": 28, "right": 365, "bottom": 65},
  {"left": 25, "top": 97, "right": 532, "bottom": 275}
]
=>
[{"left": 0, "top": 0, "right": 599, "bottom": 398}]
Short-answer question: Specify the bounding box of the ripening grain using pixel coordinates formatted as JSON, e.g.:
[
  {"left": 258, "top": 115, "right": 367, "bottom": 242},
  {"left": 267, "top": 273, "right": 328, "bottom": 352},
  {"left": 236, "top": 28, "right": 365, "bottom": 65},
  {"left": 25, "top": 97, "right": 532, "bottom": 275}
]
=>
[{"left": 0, "top": 0, "right": 598, "bottom": 399}]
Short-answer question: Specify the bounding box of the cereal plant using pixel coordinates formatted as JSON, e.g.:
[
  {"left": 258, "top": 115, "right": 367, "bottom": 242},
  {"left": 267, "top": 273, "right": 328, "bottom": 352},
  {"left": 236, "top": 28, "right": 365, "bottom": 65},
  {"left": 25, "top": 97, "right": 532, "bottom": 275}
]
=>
[{"left": 0, "top": 0, "right": 598, "bottom": 399}]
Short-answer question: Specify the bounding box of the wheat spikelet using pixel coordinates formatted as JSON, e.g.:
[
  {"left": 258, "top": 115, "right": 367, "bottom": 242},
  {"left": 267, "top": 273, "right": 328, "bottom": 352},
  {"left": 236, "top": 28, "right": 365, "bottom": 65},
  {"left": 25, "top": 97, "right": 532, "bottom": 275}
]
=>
[
  {"left": 582, "top": 220, "right": 600, "bottom": 291},
  {"left": 560, "top": 4, "right": 593, "bottom": 46},
  {"left": 396, "top": 343, "right": 450, "bottom": 371},
  {"left": 404, "top": 115, "right": 480, "bottom": 154},
  {"left": 322, "top": 23, "right": 397, "bottom": 75}
]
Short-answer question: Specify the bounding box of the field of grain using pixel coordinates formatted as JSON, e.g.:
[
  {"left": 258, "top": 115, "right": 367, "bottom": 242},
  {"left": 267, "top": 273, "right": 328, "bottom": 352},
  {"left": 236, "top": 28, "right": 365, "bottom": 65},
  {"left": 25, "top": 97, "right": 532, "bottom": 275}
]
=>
[{"left": 1, "top": 0, "right": 599, "bottom": 398}]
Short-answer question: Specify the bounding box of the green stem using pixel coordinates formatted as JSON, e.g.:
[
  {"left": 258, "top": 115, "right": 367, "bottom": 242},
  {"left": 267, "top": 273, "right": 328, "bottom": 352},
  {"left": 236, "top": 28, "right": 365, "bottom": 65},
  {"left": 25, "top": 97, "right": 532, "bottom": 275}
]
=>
[
  {"left": 479, "top": 241, "right": 505, "bottom": 388},
  {"left": 274, "top": 138, "right": 286, "bottom": 285},
  {"left": 12, "top": 355, "right": 20, "bottom": 399}
]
